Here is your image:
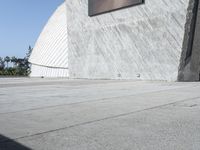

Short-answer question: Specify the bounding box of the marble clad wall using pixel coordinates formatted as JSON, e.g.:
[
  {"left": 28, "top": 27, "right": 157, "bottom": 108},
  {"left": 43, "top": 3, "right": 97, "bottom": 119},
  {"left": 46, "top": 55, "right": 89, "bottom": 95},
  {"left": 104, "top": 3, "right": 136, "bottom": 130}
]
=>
[{"left": 66, "top": 0, "right": 190, "bottom": 81}]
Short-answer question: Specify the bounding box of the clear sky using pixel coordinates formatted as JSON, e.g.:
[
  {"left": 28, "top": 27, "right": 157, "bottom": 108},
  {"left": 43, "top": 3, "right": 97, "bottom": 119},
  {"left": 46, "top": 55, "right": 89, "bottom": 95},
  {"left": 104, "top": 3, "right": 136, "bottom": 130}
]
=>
[{"left": 0, "top": 0, "right": 64, "bottom": 58}]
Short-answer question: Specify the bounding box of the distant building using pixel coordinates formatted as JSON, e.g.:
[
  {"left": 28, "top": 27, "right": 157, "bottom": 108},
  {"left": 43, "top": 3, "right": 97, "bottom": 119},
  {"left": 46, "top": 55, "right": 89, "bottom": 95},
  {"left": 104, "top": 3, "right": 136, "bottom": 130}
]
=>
[{"left": 29, "top": 0, "right": 200, "bottom": 81}]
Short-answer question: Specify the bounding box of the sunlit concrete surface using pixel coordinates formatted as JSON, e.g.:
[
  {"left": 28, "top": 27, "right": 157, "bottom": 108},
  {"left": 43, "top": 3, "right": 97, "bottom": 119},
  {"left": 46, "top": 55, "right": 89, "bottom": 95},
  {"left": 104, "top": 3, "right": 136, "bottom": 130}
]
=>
[{"left": 0, "top": 78, "right": 200, "bottom": 150}]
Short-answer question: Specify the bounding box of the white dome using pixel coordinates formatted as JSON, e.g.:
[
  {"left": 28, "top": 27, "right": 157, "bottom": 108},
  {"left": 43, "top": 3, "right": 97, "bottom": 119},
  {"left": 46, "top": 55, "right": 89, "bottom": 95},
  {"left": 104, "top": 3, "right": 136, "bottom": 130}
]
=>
[{"left": 29, "top": 3, "right": 68, "bottom": 77}]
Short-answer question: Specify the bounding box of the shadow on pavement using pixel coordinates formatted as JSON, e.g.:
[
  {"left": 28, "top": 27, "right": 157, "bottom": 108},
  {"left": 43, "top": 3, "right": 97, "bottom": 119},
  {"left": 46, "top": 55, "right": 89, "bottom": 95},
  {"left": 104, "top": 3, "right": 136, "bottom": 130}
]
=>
[{"left": 0, "top": 134, "right": 31, "bottom": 150}]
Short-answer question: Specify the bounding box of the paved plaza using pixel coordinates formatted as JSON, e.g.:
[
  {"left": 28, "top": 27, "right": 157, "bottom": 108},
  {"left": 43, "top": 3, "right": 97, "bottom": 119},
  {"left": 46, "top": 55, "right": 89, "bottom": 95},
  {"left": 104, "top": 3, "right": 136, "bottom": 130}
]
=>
[{"left": 0, "top": 78, "right": 200, "bottom": 150}]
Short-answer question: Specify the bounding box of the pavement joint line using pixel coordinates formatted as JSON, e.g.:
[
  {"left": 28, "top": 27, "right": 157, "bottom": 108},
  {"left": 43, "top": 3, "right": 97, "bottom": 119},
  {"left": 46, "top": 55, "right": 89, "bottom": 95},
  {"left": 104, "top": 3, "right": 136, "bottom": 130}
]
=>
[
  {"left": 0, "top": 85, "right": 199, "bottom": 115},
  {"left": 0, "top": 95, "right": 200, "bottom": 144},
  {"left": 0, "top": 80, "right": 141, "bottom": 88}
]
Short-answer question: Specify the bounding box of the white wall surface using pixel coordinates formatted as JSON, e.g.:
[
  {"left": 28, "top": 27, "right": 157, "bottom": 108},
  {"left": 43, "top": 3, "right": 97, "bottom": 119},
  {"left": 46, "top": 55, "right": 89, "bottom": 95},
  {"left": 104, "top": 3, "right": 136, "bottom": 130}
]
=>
[{"left": 30, "top": 64, "right": 69, "bottom": 77}]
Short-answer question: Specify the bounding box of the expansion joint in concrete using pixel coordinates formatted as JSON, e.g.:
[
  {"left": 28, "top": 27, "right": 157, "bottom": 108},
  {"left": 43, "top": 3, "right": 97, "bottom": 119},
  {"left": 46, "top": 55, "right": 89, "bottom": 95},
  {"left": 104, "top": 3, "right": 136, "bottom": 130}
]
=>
[{"left": 1, "top": 95, "right": 200, "bottom": 144}]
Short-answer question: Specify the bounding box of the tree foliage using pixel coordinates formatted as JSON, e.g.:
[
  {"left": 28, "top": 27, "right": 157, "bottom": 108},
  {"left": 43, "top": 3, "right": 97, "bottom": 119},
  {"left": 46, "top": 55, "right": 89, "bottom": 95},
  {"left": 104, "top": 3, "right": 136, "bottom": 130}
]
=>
[{"left": 0, "top": 46, "right": 32, "bottom": 76}]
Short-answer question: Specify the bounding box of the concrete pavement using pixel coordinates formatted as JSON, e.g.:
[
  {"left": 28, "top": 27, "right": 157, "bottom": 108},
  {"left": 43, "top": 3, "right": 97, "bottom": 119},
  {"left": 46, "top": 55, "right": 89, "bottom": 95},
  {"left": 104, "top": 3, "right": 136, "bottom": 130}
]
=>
[{"left": 0, "top": 78, "right": 200, "bottom": 150}]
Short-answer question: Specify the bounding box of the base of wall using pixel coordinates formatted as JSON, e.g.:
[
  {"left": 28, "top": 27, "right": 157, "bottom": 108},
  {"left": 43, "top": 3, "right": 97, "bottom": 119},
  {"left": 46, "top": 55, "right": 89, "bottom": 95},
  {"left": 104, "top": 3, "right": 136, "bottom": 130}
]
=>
[{"left": 30, "top": 64, "right": 69, "bottom": 78}]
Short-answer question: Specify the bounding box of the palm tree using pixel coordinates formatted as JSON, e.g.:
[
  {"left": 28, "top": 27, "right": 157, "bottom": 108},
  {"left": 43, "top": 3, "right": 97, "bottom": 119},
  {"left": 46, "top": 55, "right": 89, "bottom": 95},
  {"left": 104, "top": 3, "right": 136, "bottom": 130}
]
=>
[
  {"left": 26, "top": 46, "right": 33, "bottom": 59},
  {"left": 4, "top": 56, "right": 10, "bottom": 68}
]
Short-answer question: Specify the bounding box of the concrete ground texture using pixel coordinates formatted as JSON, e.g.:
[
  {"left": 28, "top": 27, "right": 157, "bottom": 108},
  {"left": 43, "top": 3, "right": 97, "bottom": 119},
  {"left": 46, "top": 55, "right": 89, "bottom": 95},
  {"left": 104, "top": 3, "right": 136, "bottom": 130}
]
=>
[{"left": 0, "top": 78, "right": 200, "bottom": 150}]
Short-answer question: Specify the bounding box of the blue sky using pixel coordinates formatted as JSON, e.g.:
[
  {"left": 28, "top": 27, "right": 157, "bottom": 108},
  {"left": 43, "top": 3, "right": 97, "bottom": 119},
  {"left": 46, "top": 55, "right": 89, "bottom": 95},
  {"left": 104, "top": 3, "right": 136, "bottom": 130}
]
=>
[{"left": 0, "top": 0, "right": 64, "bottom": 58}]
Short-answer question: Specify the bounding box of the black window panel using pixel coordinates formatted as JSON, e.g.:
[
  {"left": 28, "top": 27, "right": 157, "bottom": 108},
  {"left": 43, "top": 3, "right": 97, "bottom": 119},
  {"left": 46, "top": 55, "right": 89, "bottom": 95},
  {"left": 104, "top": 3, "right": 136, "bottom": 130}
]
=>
[{"left": 89, "top": 0, "right": 144, "bottom": 16}]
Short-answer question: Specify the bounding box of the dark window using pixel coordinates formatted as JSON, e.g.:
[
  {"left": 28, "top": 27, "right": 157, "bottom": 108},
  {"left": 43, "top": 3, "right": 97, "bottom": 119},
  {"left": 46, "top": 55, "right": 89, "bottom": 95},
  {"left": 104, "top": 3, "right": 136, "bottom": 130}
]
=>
[{"left": 89, "top": 0, "right": 144, "bottom": 16}]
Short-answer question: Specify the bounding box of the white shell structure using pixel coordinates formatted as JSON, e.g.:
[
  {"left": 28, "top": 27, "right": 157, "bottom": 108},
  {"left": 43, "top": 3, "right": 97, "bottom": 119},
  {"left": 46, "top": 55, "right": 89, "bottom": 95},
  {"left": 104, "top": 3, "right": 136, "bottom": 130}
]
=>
[{"left": 29, "top": 3, "right": 68, "bottom": 77}]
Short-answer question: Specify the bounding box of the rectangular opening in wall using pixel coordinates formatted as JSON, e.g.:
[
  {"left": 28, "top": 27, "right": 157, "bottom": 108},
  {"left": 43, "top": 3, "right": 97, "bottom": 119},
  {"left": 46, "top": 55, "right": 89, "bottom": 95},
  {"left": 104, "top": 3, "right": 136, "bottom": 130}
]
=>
[{"left": 89, "top": 0, "right": 144, "bottom": 16}]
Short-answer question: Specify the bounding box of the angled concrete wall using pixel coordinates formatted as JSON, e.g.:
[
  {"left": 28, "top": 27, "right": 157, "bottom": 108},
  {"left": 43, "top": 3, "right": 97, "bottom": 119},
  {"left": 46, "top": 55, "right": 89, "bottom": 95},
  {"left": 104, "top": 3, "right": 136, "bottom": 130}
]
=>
[
  {"left": 30, "top": 0, "right": 200, "bottom": 81},
  {"left": 66, "top": 0, "right": 190, "bottom": 81},
  {"left": 29, "top": 3, "right": 69, "bottom": 77}
]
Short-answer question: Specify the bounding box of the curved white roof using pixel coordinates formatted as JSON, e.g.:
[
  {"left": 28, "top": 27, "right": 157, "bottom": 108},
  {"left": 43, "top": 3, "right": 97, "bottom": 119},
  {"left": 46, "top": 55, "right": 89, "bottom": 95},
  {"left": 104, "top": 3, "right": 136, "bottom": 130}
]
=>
[{"left": 29, "top": 3, "right": 68, "bottom": 69}]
